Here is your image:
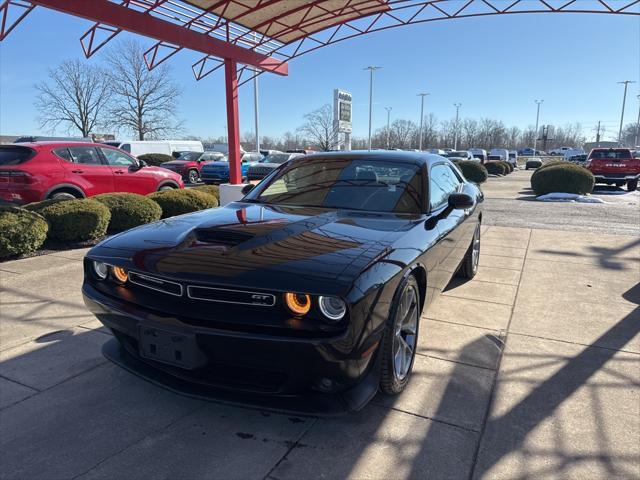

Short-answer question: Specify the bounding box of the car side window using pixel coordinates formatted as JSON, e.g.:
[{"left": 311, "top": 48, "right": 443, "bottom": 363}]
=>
[
  {"left": 53, "top": 148, "right": 72, "bottom": 162},
  {"left": 67, "top": 147, "right": 103, "bottom": 165},
  {"left": 429, "top": 163, "right": 461, "bottom": 210},
  {"left": 100, "top": 148, "right": 137, "bottom": 167}
]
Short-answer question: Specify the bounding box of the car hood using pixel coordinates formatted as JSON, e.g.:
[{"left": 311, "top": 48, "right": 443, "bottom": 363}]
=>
[
  {"left": 87, "top": 203, "right": 420, "bottom": 295},
  {"left": 161, "top": 160, "right": 192, "bottom": 167}
]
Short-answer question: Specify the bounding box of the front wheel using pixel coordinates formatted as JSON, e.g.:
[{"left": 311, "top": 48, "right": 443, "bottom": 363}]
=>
[
  {"left": 379, "top": 275, "right": 420, "bottom": 395},
  {"left": 627, "top": 179, "right": 638, "bottom": 192},
  {"left": 458, "top": 224, "right": 481, "bottom": 279},
  {"left": 158, "top": 184, "right": 177, "bottom": 192}
]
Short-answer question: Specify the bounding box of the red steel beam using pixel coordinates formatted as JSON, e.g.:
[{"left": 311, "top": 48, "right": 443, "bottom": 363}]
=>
[
  {"left": 224, "top": 58, "right": 242, "bottom": 185},
  {"left": 29, "top": 0, "right": 288, "bottom": 75}
]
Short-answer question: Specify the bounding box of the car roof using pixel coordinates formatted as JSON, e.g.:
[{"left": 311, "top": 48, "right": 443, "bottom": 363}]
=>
[
  {"left": 14, "top": 141, "right": 106, "bottom": 149},
  {"left": 295, "top": 150, "right": 442, "bottom": 166}
]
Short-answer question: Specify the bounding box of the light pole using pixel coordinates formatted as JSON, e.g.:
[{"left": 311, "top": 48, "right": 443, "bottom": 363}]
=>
[
  {"left": 385, "top": 106, "right": 392, "bottom": 149},
  {"left": 533, "top": 99, "right": 543, "bottom": 155},
  {"left": 453, "top": 103, "right": 461, "bottom": 150},
  {"left": 253, "top": 32, "right": 260, "bottom": 153},
  {"left": 617, "top": 80, "right": 636, "bottom": 146},
  {"left": 418, "top": 93, "right": 430, "bottom": 151},
  {"left": 364, "top": 66, "right": 382, "bottom": 151}
]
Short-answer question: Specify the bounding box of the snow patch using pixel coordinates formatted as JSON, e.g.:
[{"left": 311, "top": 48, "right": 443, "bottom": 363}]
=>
[{"left": 536, "top": 192, "right": 606, "bottom": 203}]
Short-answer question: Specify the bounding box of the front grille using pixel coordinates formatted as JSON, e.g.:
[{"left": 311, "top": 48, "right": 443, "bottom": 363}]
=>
[
  {"left": 128, "top": 272, "right": 183, "bottom": 296},
  {"left": 187, "top": 286, "right": 276, "bottom": 306}
]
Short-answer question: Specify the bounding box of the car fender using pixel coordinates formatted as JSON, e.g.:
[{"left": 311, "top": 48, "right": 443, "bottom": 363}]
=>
[{"left": 44, "top": 182, "right": 86, "bottom": 199}]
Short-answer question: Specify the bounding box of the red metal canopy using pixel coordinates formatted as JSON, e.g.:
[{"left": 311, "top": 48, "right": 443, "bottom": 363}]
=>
[{"left": 1, "top": 0, "right": 638, "bottom": 184}]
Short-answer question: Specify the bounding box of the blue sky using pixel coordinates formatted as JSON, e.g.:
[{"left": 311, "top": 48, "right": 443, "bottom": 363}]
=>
[{"left": 0, "top": 6, "right": 638, "bottom": 141}]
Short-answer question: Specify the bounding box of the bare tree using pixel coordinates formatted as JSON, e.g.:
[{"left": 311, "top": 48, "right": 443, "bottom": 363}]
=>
[
  {"left": 297, "top": 104, "right": 337, "bottom": 151},
  {"left": 34, "top": 59, "right": 110, "bottom": 137},
  {"left": 105, "top": 40, "right": 182, "bottom": 140}
]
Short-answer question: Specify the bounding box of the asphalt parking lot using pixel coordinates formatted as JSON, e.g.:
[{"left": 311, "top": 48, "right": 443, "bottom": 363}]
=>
[{"left": 1, "top": 171, "right": 639, "bottom": 479}]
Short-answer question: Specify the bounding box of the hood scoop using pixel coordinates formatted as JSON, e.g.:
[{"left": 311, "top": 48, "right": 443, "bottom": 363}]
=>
[{"left": 194, "top": 228, "right": 255, "bottom": 246}]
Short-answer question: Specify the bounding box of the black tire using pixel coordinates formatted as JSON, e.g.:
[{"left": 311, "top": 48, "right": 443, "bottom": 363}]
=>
[
  {"left": 48, "top": 190, "right": 80, "bottom": 200},
  {"left": 158, "top": 184, "right": 177, "bottom": 192},
  {"left": 187, "top": 169, "right": 200, "bottom": 184},
  {"left": 458, "top": 224, "right": 481, "bottom": 279},
  {"left": 627, "top": 179, "right": 638, "bottom": 192},
  {"left": 379, "top": 275, "right": 420, "bottom": 395}
]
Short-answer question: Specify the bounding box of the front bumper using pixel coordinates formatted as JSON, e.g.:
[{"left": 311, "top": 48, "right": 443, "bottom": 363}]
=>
[
  {"left": 82, "top": 283, "right": 380, "bottom": 414},
  {"left": 201, "top": 172, "right": 229, "bottom": 184}
]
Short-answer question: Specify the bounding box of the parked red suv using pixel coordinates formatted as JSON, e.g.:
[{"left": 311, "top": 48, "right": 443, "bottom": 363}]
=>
[
  {"left": 160, "top": 150, "right": 224, "bottom": 184},
  {"left": 586, "top": 148, "right": 640, "bottom": 191},
  {"left": 0, "top": 142, "right": 184, "bottom": 205}
]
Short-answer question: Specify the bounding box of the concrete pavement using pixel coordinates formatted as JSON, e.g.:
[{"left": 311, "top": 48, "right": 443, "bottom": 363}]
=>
[{"left": 1, "top": 174, "right": 638, "bottom": 479}]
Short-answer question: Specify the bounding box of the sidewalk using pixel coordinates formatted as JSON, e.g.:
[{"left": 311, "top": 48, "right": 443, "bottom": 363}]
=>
[{"left": 1, "top": 226, "right": 638, "bottom": 479}]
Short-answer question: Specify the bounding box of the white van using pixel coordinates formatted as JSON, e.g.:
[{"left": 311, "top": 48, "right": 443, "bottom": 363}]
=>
[
  {"left": 508, "top": 150, "right": 518, "bottom": 166},
  {"left": 117, "top": 140, "right": 203, "bottom": 157},
  {"left": 490, "top": 149, "right": 510, "bottom": 162},
  {"left": 468, "top": 148, "right": 487, "bottom": 163}
]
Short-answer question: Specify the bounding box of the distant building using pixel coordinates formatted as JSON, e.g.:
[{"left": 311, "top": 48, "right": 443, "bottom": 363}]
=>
[{"left": 583, "top": 141, "right": 618, "bottom": 152}]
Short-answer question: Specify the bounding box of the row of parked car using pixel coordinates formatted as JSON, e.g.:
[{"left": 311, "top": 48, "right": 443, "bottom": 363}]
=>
[
  {"left": 0, "top": 138, "right": 315, "bottom": 206},
  {"left": 427, "top": 148, "right": 519, "bottom": 168}
]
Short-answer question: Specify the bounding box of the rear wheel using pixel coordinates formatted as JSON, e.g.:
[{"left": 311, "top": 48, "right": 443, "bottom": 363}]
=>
[
  {"left": 379, "top": 275, "right": 420, "bottom": 395},
  {"left": 458, "top": 224, "right": 481, "bottom": 279},
  {"left": 158, "top": 184, "right": 177, "bottom": 192},
  {"left": 187, "top": 169, "right": 200, "bottom": 184},
  {"left": 627, "top": 179, "right": 638, "bottom": 192},
  {"left": 48, "top": 190, "right": 79, "bottom": 200}
]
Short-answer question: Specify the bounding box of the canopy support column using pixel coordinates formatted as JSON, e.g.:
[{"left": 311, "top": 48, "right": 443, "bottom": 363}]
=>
[{"left": 225, "top": 58, "right": 242, "bottom": 185}]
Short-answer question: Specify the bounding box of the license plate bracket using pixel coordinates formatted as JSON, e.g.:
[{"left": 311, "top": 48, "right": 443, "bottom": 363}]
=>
[{"left": 138, "top": 325, "right": 203, "bottom": 370}]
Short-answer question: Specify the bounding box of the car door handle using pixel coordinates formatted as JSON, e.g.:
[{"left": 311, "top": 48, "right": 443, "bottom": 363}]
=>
[
  {"left": 71, "top": 169, "right": 84, "bottom": 174},
  {"left": 114, "top": 170, "right": 126, "bottom": 174}
]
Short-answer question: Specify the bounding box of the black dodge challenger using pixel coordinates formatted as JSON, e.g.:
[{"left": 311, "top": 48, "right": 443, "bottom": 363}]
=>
[{"left": 82, "top": 151, "right": 483, "bottom": 414}]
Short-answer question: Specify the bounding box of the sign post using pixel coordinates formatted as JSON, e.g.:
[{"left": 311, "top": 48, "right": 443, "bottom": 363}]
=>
[{"left": 333, "top": 89, "right": 352, "bottom": 150}]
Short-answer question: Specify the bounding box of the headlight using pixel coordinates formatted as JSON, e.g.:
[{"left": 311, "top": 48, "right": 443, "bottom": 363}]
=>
[
  {"left": 284, "top": 293, "right": 311, "bottom": 315},
  {"left": 92, "top": 261, "right": 108, "bottom": 280},
  {"left": 111, "top": 266, "right": 129, "bottom": 284},
  {"left": 318, "top": 296, "right": 346, "bottom": 321}
]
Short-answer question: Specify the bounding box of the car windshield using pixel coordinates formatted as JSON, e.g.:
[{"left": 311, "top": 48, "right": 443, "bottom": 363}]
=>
[
  {"left": 447, "top": 151, "right": 467, "bottom": 158},
  {"left": 262, "top": 153, "right": 292, "bottom": 164},
  {"left": 175, "top": 151, "right": 201, "bottom": 161},
  {"left": 244, "top": 157, "right": 423, "bottom": 213},
  {"left": 589, "top": 150, "right": 632, "bottom": 160}
]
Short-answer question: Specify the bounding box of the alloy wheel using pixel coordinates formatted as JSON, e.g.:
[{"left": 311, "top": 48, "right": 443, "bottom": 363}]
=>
[
  {"left": 471, "top": 226, "right": 481, "bottom": 274},
  {"left": 393, "top": 284, "right": 418, "bottom": 381}
]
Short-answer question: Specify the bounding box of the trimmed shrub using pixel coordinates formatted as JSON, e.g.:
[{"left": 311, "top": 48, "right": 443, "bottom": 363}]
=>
[
  {"left": 531, "top": 163, "right": 595, "bottom": 195},
  {"left": 192, "top": 184, "right": 220, "bottom": 200},
  {"left": 137, "top": 153, "right": 174, "bottom": 167},
  {"left": 148, "top": 189, "right": 218, "bottom": 218},
  {"left": 456, "top": 161, "right": 488, "bottom": 184},
  {"left": 484, "top": 161, "right": 507, "bottom": 175},
  {"left": 94, "top": 193, "right": 162, "bottom": 233},
  {"left": 530, "top": 160, "right": 568, "bottom": 182},
  {"left": 0, "top": 207, "right": 48, "bottom": 259},
  {"left": 499, "top": 161, "right": 513, "bottom": 173},
  {"left": 34, "top": 199, "right": 111, "bottom": 242},
  {"left": 23, "top": 197, "right": 71, "bottom": 212}
]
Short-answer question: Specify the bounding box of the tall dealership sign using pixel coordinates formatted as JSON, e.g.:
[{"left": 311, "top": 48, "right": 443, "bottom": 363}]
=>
[{"left": 333, "top": 89, "right": 352, "bottom": 150}]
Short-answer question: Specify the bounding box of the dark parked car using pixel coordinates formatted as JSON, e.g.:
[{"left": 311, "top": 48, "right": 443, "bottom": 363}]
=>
[
  {"left": 82, "top": 151, "right": 483, "bottom": 413},
  {"left": 160, "top": 151, "right": 224, "bottom": 184},
  {"left": 246, "top": 152, "right": 302, "bottom": 181},
  {"left": 525, "top": 157, "right": 543, "bottom": 170},
  {"left": 0, "top": 142, "right": 183, "bottom": 205},
  {"left": 200, "top": 151, "right": 263, "bottom": 184}
]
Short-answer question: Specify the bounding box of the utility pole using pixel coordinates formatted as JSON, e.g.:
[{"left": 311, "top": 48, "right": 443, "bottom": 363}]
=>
[
  {"left": 595, "top": 121, "right": 601, "bottom": 147},
  {"left": 453, "top": 103, "right": 461, "bottom": 150},
  {"left": 364, "top": 66, "right": 382, "bottom": 151},
  {"left": 617, "top": 80, "right": 636, "bottom": 146},
  {"left": 385, "top": 106, "right": 392, "bottom": 149},
  {"left": 533, "top": 99, "right": 543, "bottom": 155},
  {"left": 417, "top": 93, "right": 429, "bottom": 151}
]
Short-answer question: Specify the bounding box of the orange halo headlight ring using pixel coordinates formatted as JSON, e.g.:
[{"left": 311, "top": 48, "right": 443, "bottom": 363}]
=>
[
  {"left": 284, "top": 292, "right": 311, "bottom": 315},
  {"left": 111, "top": 266, "right": 129, "bottom": 284}
]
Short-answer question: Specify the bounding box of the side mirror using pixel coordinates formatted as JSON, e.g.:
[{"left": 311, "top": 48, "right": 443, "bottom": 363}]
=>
[
  {"left": 138, "top": 159, "right": 148, "bottom": 167},
  {"left": 241, "top": 184, "right": 255, "bottom": 195},
  {"left": 448, "top": 193, "right": 474, "bottom": 210}
]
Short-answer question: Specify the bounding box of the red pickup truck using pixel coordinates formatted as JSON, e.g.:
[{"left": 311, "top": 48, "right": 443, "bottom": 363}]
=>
[{"left": 586, "top": 148, "right": 639, "bottom": 191}]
